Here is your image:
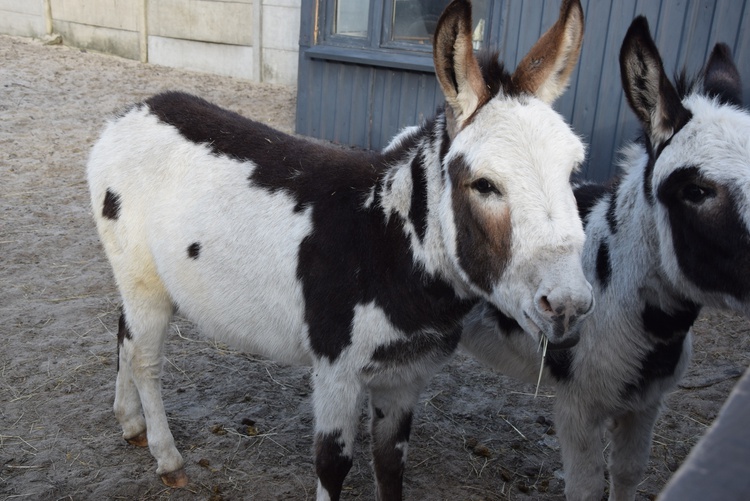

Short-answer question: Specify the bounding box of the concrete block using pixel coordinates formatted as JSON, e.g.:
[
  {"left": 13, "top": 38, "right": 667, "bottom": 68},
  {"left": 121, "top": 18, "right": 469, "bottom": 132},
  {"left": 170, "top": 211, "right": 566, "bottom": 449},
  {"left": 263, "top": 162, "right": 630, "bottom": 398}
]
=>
[
  {"left": 261, "top": 47, "right": 296, "bottom": 85},
  {"left": 263, "top": 0, "right": 300, "bottom": 9},
  {"left": 51, "top": 0, "right": 139, "bottom": 31},
  {"left": 262, "top": 5, "right": 299, "bottom": 51},
  {"left": 148, "top": 35, "right": 254, "bottom": 80},
  {"left": 53, "top": 19, "right": 140, "bottom": 59},
  {"left": 148, "top": 0, "right": 253, "bottom": 46},
  {"left": 0, "top": 0, "right": 43, "bottom": 15},
  {"left": 0, "top": 11, "right": 46, "bottom": 37}
]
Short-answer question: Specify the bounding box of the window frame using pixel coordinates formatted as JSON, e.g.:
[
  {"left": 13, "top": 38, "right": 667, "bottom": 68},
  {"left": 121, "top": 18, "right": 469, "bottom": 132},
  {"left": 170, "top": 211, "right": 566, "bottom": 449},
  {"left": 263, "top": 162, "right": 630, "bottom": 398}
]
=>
[
  {"left": 379, "top": 0, "right": 445, "bottom": 53},
  {"left": 310, "top": 0, "right": 494, "bottom": 73},
  {"left": 321, "top": 0, "right": 377, "bottom": 49}
]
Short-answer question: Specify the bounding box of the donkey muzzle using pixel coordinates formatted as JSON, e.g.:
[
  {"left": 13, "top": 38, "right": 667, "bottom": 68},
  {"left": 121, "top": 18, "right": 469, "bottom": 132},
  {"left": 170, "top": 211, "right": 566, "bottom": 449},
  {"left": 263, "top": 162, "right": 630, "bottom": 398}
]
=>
[{"left": 534, "top": 278, "right": 594, "bottom": 346}]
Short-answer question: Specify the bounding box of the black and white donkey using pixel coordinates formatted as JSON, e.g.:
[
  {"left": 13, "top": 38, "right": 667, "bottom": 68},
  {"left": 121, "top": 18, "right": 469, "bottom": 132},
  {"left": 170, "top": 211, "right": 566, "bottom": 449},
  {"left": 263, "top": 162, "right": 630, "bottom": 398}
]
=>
[
  {"left": 461, "top": 16, "right": 750, "bottom": 501},
  {"left": 87, "top": 1, "right": 593, "bottom": 499}
]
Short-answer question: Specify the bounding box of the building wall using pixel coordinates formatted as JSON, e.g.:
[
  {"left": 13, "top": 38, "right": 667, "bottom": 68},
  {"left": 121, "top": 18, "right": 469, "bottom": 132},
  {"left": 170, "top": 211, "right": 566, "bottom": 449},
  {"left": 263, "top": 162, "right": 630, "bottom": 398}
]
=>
[
  {"left": 0, "top": 0, "right": 299, "bottom": 85},
  {"left": 297, "top": 0, "right": 750, "bottom": 182}
]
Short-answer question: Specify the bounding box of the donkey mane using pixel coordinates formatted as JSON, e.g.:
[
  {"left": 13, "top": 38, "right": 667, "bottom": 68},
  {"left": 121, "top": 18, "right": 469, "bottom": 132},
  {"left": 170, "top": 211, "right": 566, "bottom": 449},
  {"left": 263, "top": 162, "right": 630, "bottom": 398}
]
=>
[
  {"left": 476, "top": 51, "right": 518, "bottom": 100},
  {"left": 675, "top": 69, "right": 702, "bottom": 100}
]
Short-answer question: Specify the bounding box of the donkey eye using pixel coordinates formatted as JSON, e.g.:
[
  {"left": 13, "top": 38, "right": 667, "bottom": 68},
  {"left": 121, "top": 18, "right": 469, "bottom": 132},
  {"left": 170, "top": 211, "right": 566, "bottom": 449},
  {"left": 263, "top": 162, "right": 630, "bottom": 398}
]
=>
[
  {"left": 681, "top": 183, "right": 712, "bottom": 204},
  {"left": 472, "top": 178, "right": 500, "bottom": 195}
]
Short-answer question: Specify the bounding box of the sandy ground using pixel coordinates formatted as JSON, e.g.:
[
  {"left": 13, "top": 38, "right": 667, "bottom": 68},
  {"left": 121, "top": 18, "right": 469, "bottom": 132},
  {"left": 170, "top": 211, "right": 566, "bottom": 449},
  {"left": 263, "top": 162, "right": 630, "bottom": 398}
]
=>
[{"left": 1, "top": 35, "right": 749, "bottom": 501}]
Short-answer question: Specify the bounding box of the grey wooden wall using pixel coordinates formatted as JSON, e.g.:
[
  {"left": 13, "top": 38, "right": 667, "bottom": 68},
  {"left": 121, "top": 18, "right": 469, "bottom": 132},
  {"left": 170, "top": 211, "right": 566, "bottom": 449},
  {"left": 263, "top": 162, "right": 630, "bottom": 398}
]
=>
[{"left": 296, "top": 0, "right": 750, "bottom": 182}]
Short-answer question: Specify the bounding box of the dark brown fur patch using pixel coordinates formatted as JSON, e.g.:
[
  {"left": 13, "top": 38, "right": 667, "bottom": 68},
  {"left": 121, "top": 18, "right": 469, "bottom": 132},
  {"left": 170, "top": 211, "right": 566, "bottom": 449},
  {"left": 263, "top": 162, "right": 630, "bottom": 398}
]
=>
[
  {"left": 657, "top": 166, "right": 750, "bottom": 299},
  {"left": 595, "top": 240, "right": 612, "bottom": 289},
  {"left": 187, "top": 242, "right": 201, "bottom": 259},
  {"left": 371, "top": 410, "right": 413, "bottom": 500},
  {"left": 314, "top": 430, "right": 352, "bottom": 501},
  {"left": 476, "top": 51, "right": 516, "bottom": 100},
  {"left": 102, "top": 189, "right": 121, "bottom": 220},
  {"left": 116, "top": 312, "right": 132, "bottom": 372},
  {"left": 573, "top": 181, "right": 611, "bottom": 225},
  {"left": 117, "top": 312, "right": 132, "bottom": 344},
  {"left": 450, "top": 156, "right": 512, "bottom": 292}
]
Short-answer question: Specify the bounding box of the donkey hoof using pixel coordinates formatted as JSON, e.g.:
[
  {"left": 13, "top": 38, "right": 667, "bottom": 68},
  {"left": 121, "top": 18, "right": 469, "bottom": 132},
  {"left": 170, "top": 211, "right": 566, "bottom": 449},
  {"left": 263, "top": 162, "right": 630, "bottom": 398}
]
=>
[
  {"left": 125, "top": 431, "right": 148, "bottom": 447},
  {"left": 161, "top": 468, "right": 189, "bottom": 488}
]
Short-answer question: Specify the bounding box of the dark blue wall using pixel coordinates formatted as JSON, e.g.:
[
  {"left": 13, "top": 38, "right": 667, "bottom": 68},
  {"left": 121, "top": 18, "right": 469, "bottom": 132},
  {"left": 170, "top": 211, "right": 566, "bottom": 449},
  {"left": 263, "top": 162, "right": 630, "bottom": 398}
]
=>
[{"left": 297, "top": 0, "right": 750, "bottom": 182}]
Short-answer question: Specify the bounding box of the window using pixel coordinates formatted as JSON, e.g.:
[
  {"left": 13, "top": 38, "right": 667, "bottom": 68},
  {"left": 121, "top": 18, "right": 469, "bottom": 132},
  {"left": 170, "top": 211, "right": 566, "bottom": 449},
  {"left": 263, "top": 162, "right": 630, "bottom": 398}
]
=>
[
  {"left": 319, "top": 0, "right": 492, "bottom": 57},
  {"left": 389, "top": 0, "right": 488, "bottom": 49},
  {"left": 335, "top": 0, "right": 370, "bottom": 37},
  {"left": 390, "top": 0, "right": 451, "bottom": 45}
]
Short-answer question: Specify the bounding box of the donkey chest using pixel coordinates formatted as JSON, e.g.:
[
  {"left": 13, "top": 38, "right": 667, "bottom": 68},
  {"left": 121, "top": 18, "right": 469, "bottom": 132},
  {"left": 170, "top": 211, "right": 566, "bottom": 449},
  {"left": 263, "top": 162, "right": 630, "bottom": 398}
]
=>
[
  {"left": 299, "top": 251, "right": 477, "bottom": 364},
  {"left": 359, "top": 317, "right": 466, "bottom": 386},
  {"left": 566, "top": 322, "right": 691, "bottom": 413}
]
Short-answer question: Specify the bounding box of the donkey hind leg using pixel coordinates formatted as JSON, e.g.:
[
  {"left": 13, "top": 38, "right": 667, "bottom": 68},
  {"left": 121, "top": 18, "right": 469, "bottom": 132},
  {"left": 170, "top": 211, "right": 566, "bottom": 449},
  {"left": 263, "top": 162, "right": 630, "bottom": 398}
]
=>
[
  {"left": 555, "top": 399, "right": 607, "bottom": 501},
  {"left": 312, "top": 363, "right": 365, "bottom": 501},
  {"left": 605, "top": 404, "right": 661, "bottom": 501},
  {"left": 368, "top": 382, "right": 421, "bottom": 501},
  {"left": 117, "top": 289, "right": 187, "bottom": 487},
  {"left": 114, "top": 313, "right": 147, "bottom": 447}
]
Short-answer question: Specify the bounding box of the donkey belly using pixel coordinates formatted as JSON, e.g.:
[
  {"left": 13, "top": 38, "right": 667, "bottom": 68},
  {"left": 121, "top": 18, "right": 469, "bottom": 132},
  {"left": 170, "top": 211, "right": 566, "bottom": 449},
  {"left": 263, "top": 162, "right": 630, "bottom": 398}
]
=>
[
  {"left": 157, "top": 197, "right": 310, "bottom": 363},
  {"left": 150, "top": 159, "right": 314, "bottom": 365}
]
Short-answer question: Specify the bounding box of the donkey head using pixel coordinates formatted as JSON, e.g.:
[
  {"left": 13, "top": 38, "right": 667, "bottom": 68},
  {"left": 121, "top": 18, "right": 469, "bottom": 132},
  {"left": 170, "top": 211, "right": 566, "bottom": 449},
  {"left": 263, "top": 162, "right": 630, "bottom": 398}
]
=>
[
  {"left": 620, "top": 17, "right": 750, "bottom": 316},
  {"left": 433, "top": 0, "right": 593, "bottom": 347}
]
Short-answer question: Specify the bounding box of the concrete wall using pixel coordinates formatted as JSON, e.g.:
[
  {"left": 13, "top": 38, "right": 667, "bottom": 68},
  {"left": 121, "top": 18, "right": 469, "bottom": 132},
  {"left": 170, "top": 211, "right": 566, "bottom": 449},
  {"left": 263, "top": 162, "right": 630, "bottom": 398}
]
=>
[
  {"left": 52, "top": 0, "right": 141, "bottom": 60},
  {"left": 0, "top": 0, "right": 46, "bottom": 38},
  {"left": 0, "top": 0, "right": 299, "bottom": 85},
  {"left": 261, "top": 0, "right": 299, "bottom": 84},
  {"left": 147, "top": 0, "right": 256, "bottom": 80}
]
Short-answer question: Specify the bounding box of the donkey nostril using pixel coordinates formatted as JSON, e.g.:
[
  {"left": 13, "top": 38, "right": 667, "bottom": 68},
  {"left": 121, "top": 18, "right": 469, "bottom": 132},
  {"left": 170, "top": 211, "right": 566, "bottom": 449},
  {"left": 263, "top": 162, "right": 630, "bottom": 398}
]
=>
[{"left": 538, "top": 295, "right": 553, "bottom": 314}]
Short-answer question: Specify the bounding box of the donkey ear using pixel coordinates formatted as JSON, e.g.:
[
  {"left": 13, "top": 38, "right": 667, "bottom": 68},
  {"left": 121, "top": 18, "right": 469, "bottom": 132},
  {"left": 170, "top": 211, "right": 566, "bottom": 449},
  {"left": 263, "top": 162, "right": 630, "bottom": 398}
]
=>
[
  {"left": 703, "top": 43, "right": 743, "bottom": 107},
  {"left": 434, "top": 0, "right": 490, "bottom": 138},
  {"left": 511, "top": 0, "right": 584, "bottom": 104},
  {"left": 620, "top": 16, "right": 691, "bottom": 148},
  {"left": 620, "top": 16, "right": 692, "bottom": 149}
]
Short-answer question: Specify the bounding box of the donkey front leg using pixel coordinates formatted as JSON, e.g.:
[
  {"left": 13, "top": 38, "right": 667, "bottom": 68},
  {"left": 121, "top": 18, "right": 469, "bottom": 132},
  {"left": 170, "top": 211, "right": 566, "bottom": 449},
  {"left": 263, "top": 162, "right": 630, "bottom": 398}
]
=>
[
  {"left": 555, "top": 399, "right": 607, "bottom": 501},
  {"left": 117, "top": 295, "right": 186, "bottom": 487},
  {"left": 312, "top": 362, "right": 365, "bottom": 501},
  {"left": 605, "top": 404, "right": 661, "bottom": 501},
  {"left": 368, "top": 383, "right": 422, "bottom": 501}
]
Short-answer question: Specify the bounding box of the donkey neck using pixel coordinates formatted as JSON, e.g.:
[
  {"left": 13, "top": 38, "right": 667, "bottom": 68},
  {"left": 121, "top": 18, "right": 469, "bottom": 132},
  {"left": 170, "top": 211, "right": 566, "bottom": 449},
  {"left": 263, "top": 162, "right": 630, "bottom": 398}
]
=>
[{"left": 377, "top": 114, "right": 472, "bottom": 298}]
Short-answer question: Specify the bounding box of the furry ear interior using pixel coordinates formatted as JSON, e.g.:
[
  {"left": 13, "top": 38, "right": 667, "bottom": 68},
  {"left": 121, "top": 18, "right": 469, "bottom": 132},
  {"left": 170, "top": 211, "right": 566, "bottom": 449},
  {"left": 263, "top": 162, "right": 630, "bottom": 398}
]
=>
[
  {"left": 433, "top": 0, "right": 490, "bottom": 138},
  {"left": 619, "top": 16, "right": 692, "bottom": 150},
  {"left": 511, "top": 0, "right": 585, "bottom": 104},
  {"left": 703, "top": 43, "right": 743, "bottom": 107}
]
